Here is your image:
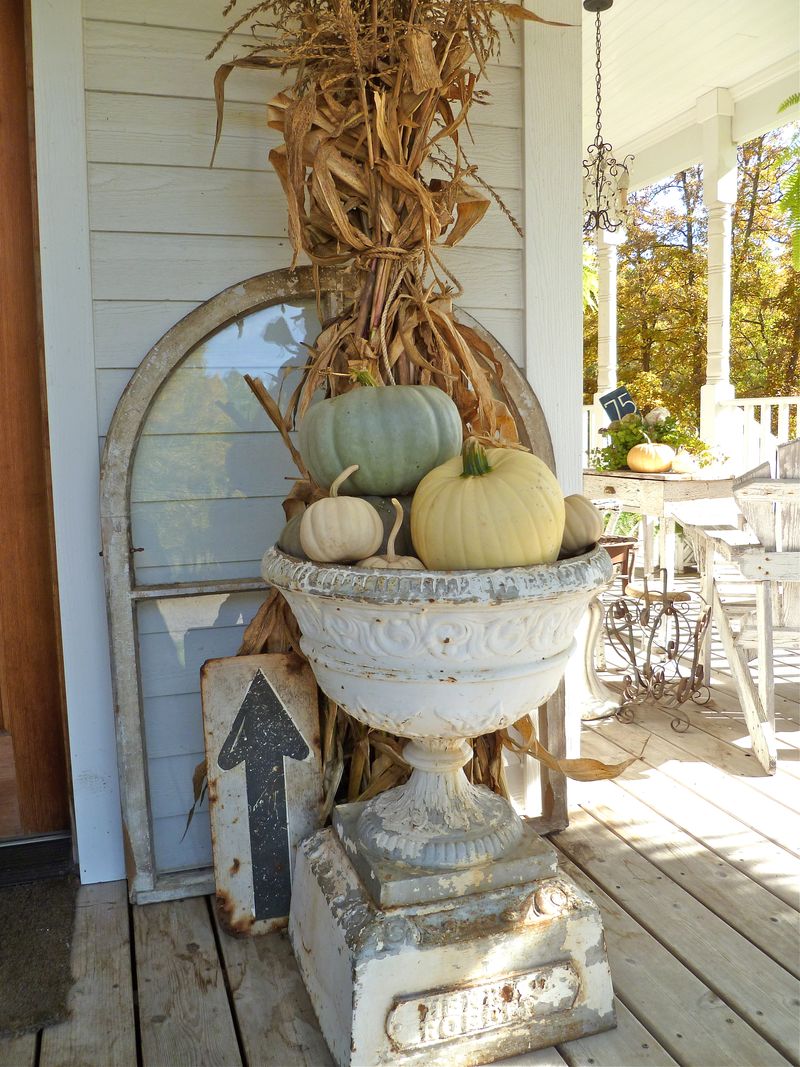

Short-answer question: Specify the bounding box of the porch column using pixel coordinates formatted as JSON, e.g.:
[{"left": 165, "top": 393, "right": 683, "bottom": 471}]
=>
[
  {"left": 593, "top": 226, "right": 625, "bottom": 405},
  {"left": 589, "top": 227, "right": 625, "bottom": 454},
  {"left": 697, "top": 89, "right": 737, "bottom": 448}
]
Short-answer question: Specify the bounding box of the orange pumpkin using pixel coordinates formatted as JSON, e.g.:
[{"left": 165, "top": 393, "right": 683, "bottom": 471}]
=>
[{"left": 626, "top": 442, "right": 675, "bottom": 473}]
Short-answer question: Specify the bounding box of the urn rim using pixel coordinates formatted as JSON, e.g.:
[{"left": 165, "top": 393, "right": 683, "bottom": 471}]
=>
[{"left": 262, "top": 544, "right": 612, "bottom": 606}]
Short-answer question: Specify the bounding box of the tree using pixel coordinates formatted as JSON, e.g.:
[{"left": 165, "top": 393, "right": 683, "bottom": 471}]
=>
[{"left": 584, "top": 124, "right": 800, "bottom": 425}]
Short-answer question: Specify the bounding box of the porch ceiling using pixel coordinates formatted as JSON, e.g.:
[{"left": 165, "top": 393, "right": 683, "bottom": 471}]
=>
[{"left": 582, "top": 0, "right": 800, "bottom": 188}]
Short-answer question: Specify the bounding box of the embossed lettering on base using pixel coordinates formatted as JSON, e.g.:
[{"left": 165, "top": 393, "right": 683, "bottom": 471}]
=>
[{"left": 386, "top": 963, "right": 580, "bottom": 1051}]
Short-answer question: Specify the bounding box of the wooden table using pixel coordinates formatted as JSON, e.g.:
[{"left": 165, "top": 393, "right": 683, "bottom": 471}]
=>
[{"left": 583, "top": 469, "right": 735, "bottom": 583}]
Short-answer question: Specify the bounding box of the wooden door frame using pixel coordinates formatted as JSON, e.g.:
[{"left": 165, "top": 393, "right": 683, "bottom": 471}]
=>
[
  {"left": 0, "top": 0, "right": 70, "bottom": 836},
  {"left": 29, "top": 0, "right": 125, "bottom": 881}
]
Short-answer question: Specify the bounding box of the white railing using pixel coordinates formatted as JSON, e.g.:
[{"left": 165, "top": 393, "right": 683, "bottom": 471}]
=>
[
  {"left": 582, "top": 404, "right": 601, "bottom": 468},
  {"left": 719, "top": 395, "right": 800, "bottom": 469}
]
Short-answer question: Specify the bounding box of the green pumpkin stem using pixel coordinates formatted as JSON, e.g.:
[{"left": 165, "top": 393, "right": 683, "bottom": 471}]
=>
[
  {"left": 350, "top": 369, "right": 380, "bottom": 388},
  {"left": 461, "top": 437, "right": 492, "bottom": 477}
]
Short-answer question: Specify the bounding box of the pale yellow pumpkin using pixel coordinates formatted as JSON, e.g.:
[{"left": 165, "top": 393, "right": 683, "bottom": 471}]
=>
[
  {"left": 626, "top": 442, "right": 675, "bottom": 473},
  {"left": 300, "top": 465, "right": 383, "bottom": 563},
  {"left": 561, "top": 494, "right": 604, "bottom": 556},
  {"left": 411, "top": 439, "right": 565, "bottom": 570},
  {"left": 357, "top": 499, "right": 423, "bottom": 570}
]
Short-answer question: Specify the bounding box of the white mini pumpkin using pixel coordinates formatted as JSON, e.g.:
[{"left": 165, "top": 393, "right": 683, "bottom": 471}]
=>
[
  {"left": 300, "top": 465, "right": 383, "bottom": 563},
  {"left": 669, "top": 448, "right": 699, "bottom": 475}
]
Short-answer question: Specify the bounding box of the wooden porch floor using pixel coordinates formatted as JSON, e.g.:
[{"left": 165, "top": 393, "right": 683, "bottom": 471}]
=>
[{"left": 2, "top": 635, "right": 798, "bottom": 1066}]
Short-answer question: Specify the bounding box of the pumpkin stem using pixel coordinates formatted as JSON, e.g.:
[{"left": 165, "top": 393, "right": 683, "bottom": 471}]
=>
[
  {"left": 386, "top": 498, "right": 403, "bottom": 561},
  {"left": 350, "top": 369, "right": 380, "bottom": 388},
  {"left": 330, "top": 464, "right": 359, "bottom": 498},
  {"left": 461, "top": 437, "right": 492, "bottom": 477}
]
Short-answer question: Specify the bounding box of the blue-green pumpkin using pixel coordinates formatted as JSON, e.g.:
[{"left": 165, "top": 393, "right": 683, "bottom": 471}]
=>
[
  {"left": 298, "top": 384, "right": 462, "bottom": 496},
  {"left": 277, "top": 512, "right": 307, "bottom": 558}
]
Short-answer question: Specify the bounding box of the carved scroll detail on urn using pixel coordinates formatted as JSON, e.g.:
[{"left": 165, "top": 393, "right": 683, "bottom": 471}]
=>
[{"left": 289, "top": 597, "right": 586, "bottom": 665}]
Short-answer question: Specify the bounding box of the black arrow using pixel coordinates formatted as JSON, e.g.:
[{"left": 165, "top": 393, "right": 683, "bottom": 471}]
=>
[{"left": 217, "top": 669, "right": 310, "bottom": 920}]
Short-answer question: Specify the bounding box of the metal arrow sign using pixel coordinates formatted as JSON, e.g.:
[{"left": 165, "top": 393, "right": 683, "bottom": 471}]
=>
[{"left": 217, "top": 669, "right": 311, "bottom": 920}]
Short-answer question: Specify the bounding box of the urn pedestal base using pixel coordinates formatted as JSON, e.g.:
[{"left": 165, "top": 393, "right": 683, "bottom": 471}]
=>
[{"left": 289, "top": 826, "right": 616, "bottom": 1067}]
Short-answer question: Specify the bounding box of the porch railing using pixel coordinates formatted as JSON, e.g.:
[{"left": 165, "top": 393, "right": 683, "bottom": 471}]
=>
[
  {"left": 718, "top": 395, "right": 800, "bottom": 469},
  {"left": 582, "top": 404, "right": 600, "bottom": 468}
]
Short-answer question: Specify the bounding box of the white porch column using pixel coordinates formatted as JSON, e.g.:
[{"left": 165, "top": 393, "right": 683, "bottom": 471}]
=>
[
  {"left": 697, "top": 89, "right": 737, "bottom": 448},
  {"left": 592, "top": 227, "right": 625, "bottom": 441}
]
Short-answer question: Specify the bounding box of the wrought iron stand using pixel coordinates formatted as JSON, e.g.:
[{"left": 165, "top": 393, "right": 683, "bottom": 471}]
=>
[{"left": 604, "top": 570, "right": 711, "bottom": 730}]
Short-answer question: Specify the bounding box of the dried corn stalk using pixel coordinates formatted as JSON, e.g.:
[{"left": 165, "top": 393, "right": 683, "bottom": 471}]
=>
[
  {"left": 210, "top": 0, "right": 565, "bottom": 447},
  {"left": 211, "top": 2, "right": 628, "bottom": 802}
]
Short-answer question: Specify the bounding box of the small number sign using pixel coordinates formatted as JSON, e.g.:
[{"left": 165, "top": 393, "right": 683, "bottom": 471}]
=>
[{"left": 598, "top": 386, "right": 638, "bottom": 421}]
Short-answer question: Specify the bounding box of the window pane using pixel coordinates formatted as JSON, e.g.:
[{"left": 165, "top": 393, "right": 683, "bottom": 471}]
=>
[
  {"left": 131, "top": 300, "right": 319, "bottom": 585},
  {"left": 138, "top": 591, "right": 264, "bottom": 874}
]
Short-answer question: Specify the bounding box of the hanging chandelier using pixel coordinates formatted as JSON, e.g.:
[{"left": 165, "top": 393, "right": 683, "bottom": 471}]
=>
[{"left": 583, "top": 0, "right": 633, "bottom": 235}]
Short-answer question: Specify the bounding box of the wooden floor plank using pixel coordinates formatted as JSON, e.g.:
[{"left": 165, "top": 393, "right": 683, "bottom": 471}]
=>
[
  {"left": 498, "top": 1046, "right": 569, "bottom": 1065},
  {"left": 211, "top": 910, "right": 333, "bottom": 1067},
  {"left": 0, "top": 1033, "right": 37, "bottom": 1067},
  {"left": 553, "top": 852, "right": 791, "bottom": 1066},
  {"left": 661, "top": 693, "right": 800, "bottom": 772},
  {"left": 39, "top": 880, "right": 136, "bottom": 1067},
  {"left": 577, "top": 741, "right": 800, "bottom": 978},
  {"left": 555, "top": 809, "right": 800, "bottom": 1061},
  {"left": 134, "top": 897, "right": 242, "bottom": 1067},
  {"left": 712, "top": 670, "right": 800, "bottom": 725},
  {"left": 632, "top": 701, "right": 800, "bottom": 814},
  {"left": 557, "top": 1000, "right": 677, "bottom": 1066},
  {"left": 589, "top": 716, "right": 800, "bottom": 858},
  {"left": 583, "top": 727, "right": 800, "bottom": 908}
]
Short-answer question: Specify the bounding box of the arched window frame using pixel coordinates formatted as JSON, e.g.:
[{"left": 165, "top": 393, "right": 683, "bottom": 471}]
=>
[{"left": 100, "top": 266, "right": 558, "bottom": 903}]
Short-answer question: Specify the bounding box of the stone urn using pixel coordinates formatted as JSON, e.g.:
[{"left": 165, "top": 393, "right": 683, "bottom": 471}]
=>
[{"left": 262, "top": 546, "right": 616, "bottom": 1067}]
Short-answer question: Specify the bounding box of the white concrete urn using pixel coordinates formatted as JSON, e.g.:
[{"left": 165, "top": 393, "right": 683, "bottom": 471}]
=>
[{"left": 262, "top": 545, "right": 612, "bottom": 870}]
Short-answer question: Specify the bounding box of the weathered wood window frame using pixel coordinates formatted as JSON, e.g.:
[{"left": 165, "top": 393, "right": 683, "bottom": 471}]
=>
[{"left": 100, "top": 265, "right": 566, "bottom": 904}]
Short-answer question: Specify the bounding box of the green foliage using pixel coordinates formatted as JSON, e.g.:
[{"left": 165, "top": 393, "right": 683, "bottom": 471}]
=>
[
  {"left": 627, "top": 371, "right": 666, "bottom": 412},
  {"left": 584, "top": 126, "right": 800, "bottom": 419},
  {"left": 583, "top": 246, "right": 598, "bottom": 311},
  {"left": 779, "top": 153, "right": 800, "bottom": 270},
  {"left": 591, "top": 409, "right": 709, "bottom": 472}
]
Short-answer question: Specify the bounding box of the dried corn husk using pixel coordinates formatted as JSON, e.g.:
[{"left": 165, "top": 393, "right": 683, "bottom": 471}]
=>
[{"left": 210, "top": 0, "right": 568, "bottom": 445}]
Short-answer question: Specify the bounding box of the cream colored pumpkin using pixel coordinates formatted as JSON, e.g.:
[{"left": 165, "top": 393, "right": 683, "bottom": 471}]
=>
[
  {"left": 561, "top": 494, "right": 604, "bottom": 556},
  {"left": 669, "top": 448, "right": 699, "bottom": 475},
  {"left": 300, "top": 465, "right": 383, "bottom": 563},
  {"left": 411, "top": 439, "right": 565, "bottom": 570},
  {"left": 626, "top": 442, "right": 675, "bottom": 473},
  {"left": 357, "top": 499, "right": 423, "bottom": 570}
]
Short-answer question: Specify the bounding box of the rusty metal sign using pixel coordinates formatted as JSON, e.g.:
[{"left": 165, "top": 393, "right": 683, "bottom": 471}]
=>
[{"left": 201, "top": 653, "right": 322, "bottom": 935}]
